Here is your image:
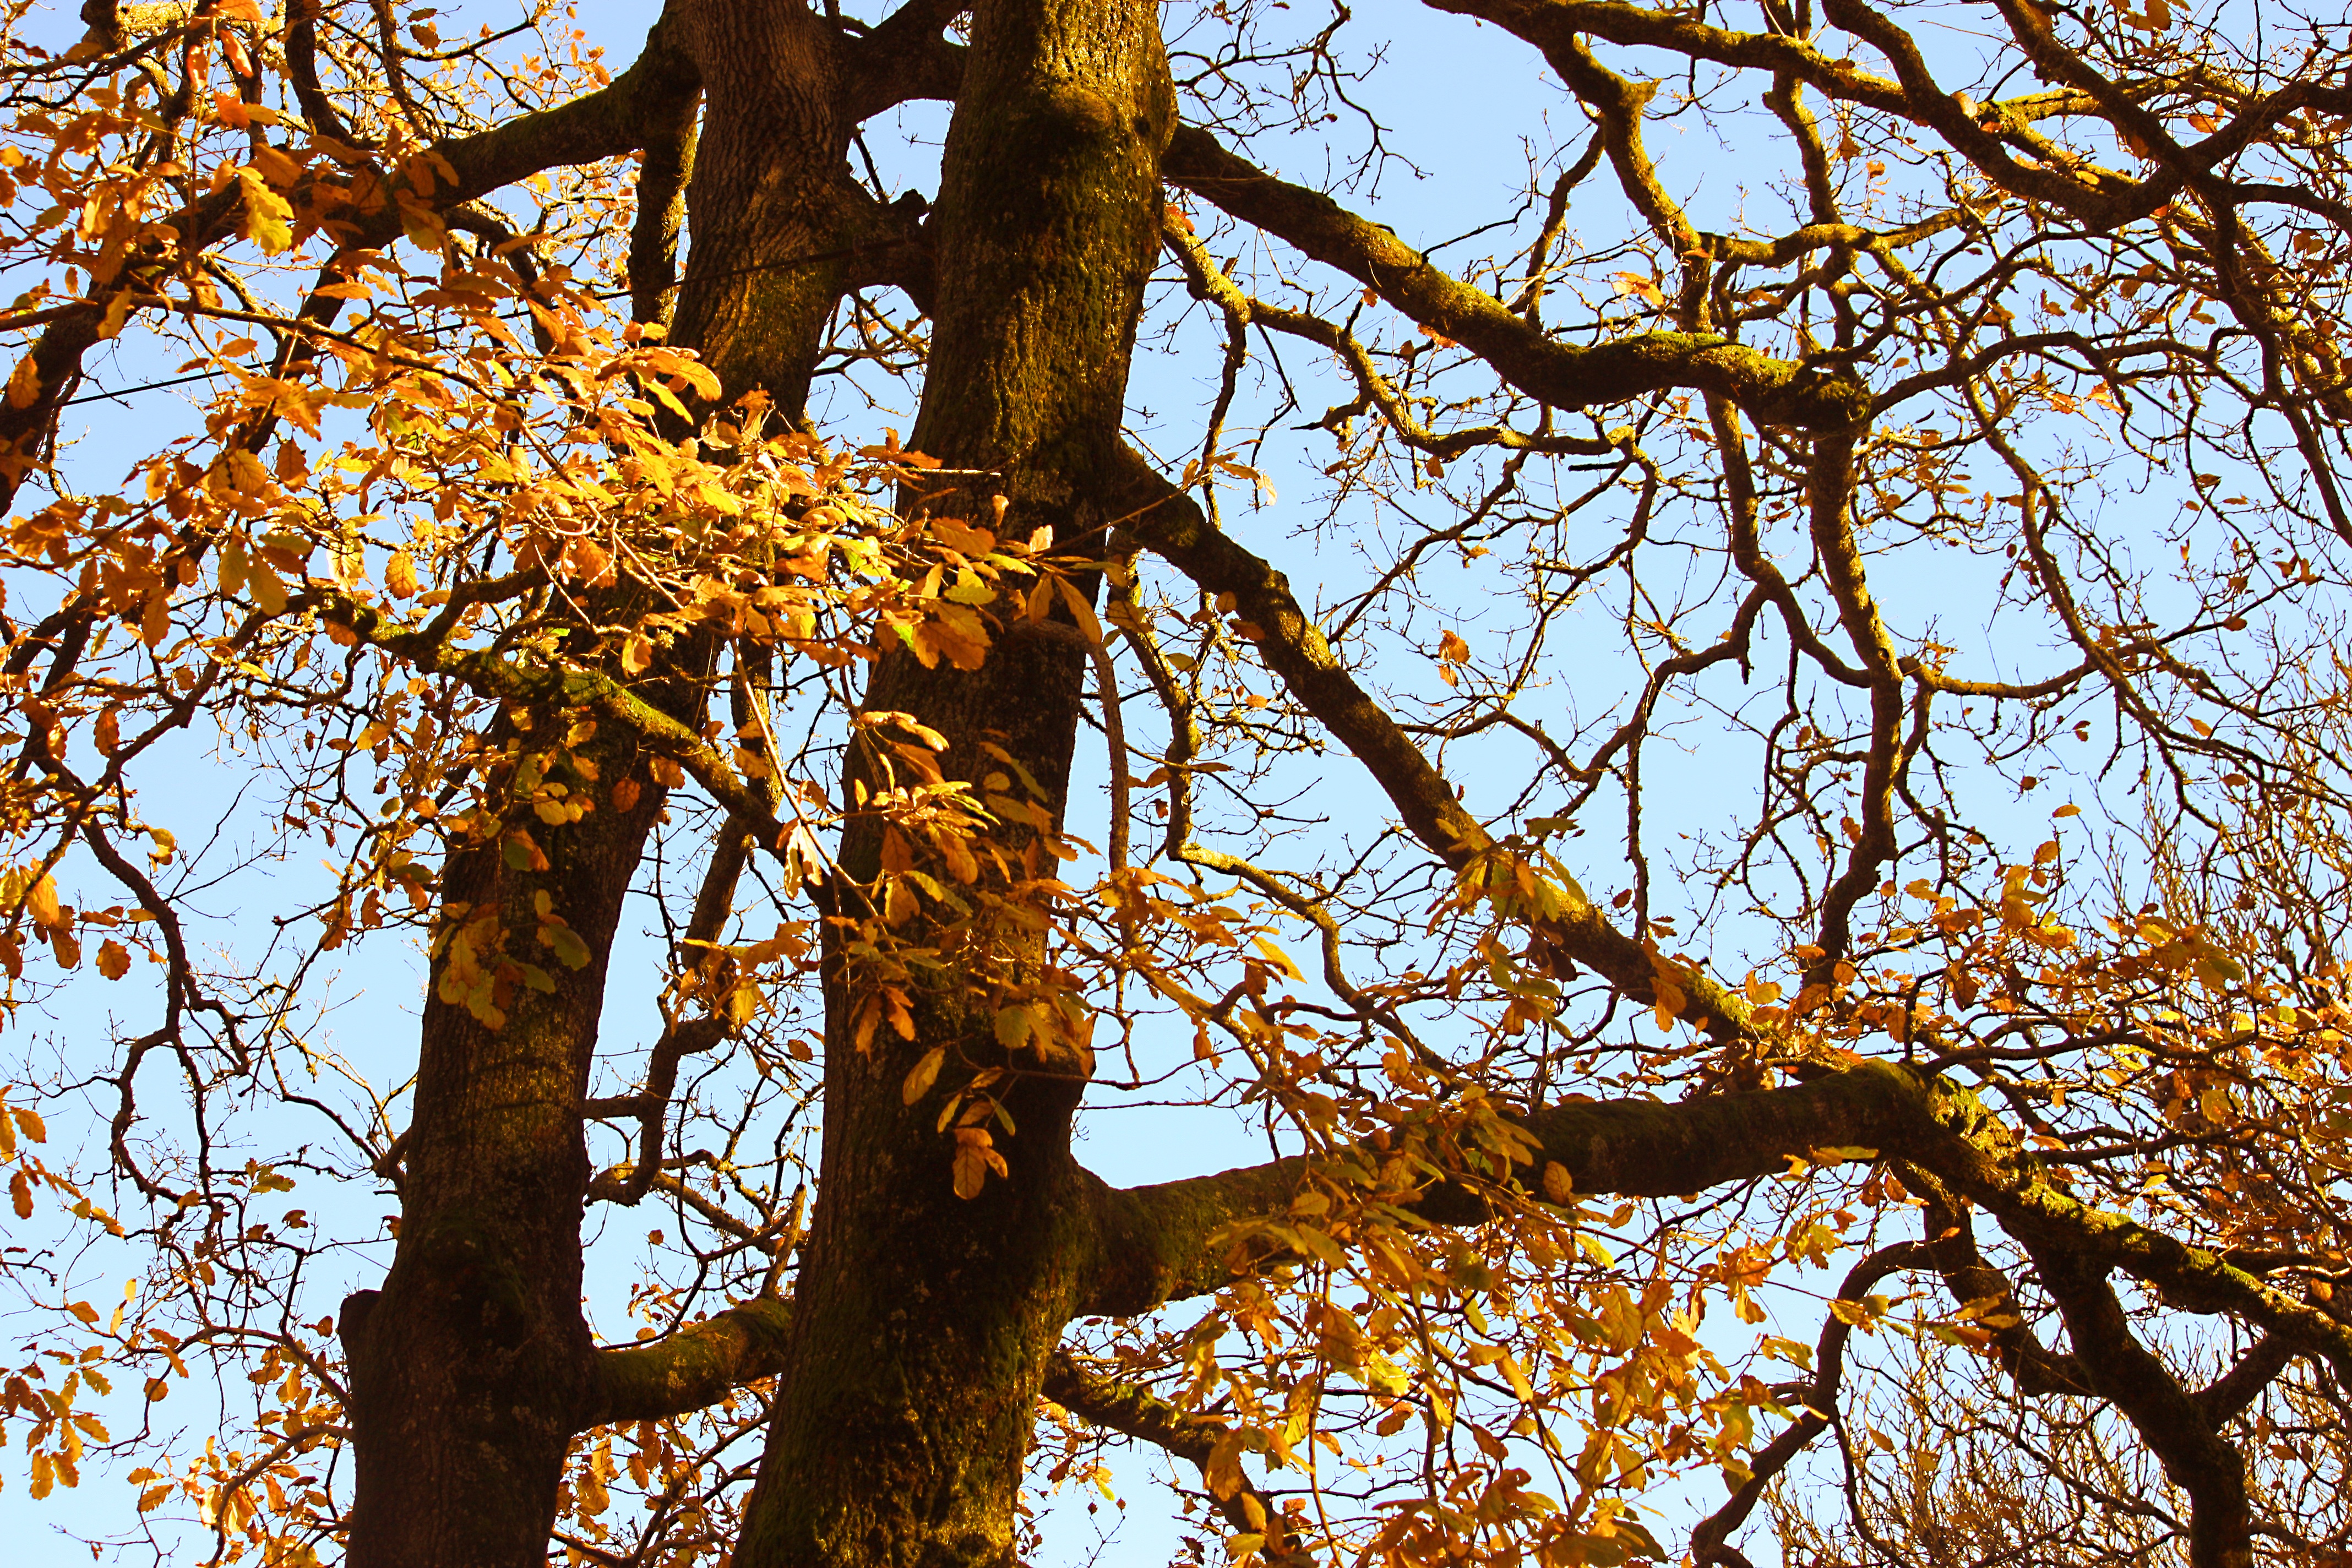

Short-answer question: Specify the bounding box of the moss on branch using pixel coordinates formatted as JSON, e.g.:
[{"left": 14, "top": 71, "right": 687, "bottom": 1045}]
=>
[
  {"left": 1160, "top": 124, "right": 1870, "bottom": 433},
  {"left": 586, "top": 1298, "right": 794, "bottom": 1429},
  {"left": 1084, "top": 1058, "right": 2352, "bottom": 1396}
]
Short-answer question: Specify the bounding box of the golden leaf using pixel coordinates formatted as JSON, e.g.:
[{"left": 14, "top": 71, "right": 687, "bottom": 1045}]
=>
[{"left": 902, "top": 1047, "right": 945, "bottom": 1105}]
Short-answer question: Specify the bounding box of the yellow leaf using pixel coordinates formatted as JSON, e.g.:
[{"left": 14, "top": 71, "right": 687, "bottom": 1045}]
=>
[
  {"left": 384, "top": 550, "right": 418, "bottom": 598},
  {"left": 6, "top": 351, "right": 41, "bottom": 408},
  {"left": 1054, "top": 575, "right": 1104, "bottom": 645},
  {"left": 25, "top": 873, "right": 60, "bottom": 927},
  {"left": 245, "top": 557, "right": 289, "bottom": 616},
  {"left": 902, "top": 1046, "right": 945, "bottom": 1105},
  {"left": 225, "top": 448, "right": 271, "bottom": 496},
  {"left": 249, "top": 144, "right": 302, "bottom": 187},
  {"left": 95, "top": 289, "right": 134, "bottom": 342},
  {"left": 236, "top": 167, "right": 295, "bottom": 254},
  {"left": 1249, "top": 935, "right": 1302, "bottom": 979},
  {"left": 951, "top": 1126, "right": 1005, "bottom": 1199},
  {"left": 95, "top": 939, "right": 129, "bottom": 979},
  {"left": 1204, "top": 1431, "right": 1246, "bottom": 1500}
]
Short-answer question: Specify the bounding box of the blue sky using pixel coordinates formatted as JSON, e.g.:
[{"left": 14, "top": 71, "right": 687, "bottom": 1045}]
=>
[{"left": 0, "top": 1, "right": 2196, "bottom": 1562}]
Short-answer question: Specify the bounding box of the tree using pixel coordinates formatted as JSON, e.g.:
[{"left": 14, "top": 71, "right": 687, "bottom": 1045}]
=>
[{"left": 1, "top": 1, "right": 2350, "bottom": 1566}]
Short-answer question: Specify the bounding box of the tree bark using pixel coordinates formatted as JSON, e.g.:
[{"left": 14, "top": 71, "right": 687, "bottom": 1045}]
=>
[
  {"left": 732, "top": 0, "right": 1173, "bottom": 1562},
  {"left": 342, "top": 692, "right": 709, "bottom": 1568},
  {"left": 340, "top": 7, "right": 858, "bottom": 1562}
]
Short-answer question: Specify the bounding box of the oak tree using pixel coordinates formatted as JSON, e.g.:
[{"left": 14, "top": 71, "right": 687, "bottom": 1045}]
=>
[{"left": 0, "top": 2, "right": 2349, "bottom": 1568}]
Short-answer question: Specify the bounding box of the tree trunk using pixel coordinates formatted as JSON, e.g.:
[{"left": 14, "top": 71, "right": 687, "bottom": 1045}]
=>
[
  {"left": 341, "top": 8, "right": 859, "bottom": 1560},
  {"left": 664, "top": 1, "right": 854, "bottom": 412},
  {"left": 342, "top": 0, "right": 1171, "bottom": 1559},
  {"left": 734, "top": 0, "right": 1173, "bottom": 1562},
  {"left": 342, "top": 703, "right": 703, "bottom": 1568}
]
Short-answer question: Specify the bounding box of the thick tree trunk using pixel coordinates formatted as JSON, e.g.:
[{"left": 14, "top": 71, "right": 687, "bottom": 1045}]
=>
[
  {"left": 665, "top": 1, "right": 855, "bottom": 412},
  {"left": 342, "top": 0, "right": 1172, "bottom": 1559},
  {"left": 342, "top": 706, "right": 702, "bottom": 1568},
  {"left": 734, "top": 0, "right": 1174, "bottom": 1563},
  {"left": 341, "top": 8, "right": 859, "bottom": 1561}
]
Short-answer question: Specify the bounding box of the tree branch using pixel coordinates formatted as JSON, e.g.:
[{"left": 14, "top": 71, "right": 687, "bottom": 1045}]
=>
[
  {"left": 1909, "top": 1174, "right": 2090, "bottom": 1397},
  {"left": 1160, "top": 124, "right": 1869, "bottom": 432},
  {"left": 1109, "top": 448, "right": 1770, "bottom": 1046},
  {"left": 0, "top": 12, "right": 702, "bottom": 516},
  {"left": 584, "top": 1297, "right": 793, "bottom": 1429},
  {"left": 844, "top": 2, "right": 971, "bottom": 121},
  {"left": 1081, "top": 1061, "right": 1927, "bottom": 1316},
  {"left": 2196, "top": 1334, "right": 2294, "bottom": 1427},
  {"left": 1043, "top": 1349, "right": 1314, "bottom": 1567},
  {"left": 1081, "top": 1047, "right": 2352, "bottom": 1416},
  {"left": 1691, "top": 1241, "right": 1931, "bottom": 1567},
  {"left": 2032, "top": 1245, "right": 2254, "bottom": 1568}
]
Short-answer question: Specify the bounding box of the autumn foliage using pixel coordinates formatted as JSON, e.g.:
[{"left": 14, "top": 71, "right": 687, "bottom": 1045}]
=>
[{"left": 0, "top": 2, "right": 2349, "bottom": 1568}]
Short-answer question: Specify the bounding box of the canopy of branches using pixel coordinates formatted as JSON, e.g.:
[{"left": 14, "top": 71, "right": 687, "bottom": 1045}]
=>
[{"left": 0, "top": 2, "right": 2348, "bottom": 1567}]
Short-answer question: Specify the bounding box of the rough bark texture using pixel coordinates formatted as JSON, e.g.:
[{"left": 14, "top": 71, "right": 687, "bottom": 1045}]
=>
[
  {"left": 665, "top": 0, "right": 853, "bottom": 412},
  {"left": 342, "top": 693, "right": 706, "bottom": 1568},
  {"left": 731, "top": 0, "right": 1173, "bottom": 1562},
  {"left": 337, "top": 9, "right": 859, "bottom": 1560}
]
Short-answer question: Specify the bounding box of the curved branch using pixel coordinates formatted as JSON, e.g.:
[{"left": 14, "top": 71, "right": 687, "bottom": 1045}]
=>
[
  {"left": 1080, "top": 1061, "right": 1928, "bottom": 1316},
  {"left": 1110, "top": 449, "right": 1771, "bottom": 1046},
  {"left": 1161, "top": 124, "right": 1870, "bottom": 433},
  {"left": 1044, "top": 1350, "right": 1315, "bottom": 1567},
  {"left": 1691, "top": 1240, "right": 1932, "bottom": 1567},
  {"left": 584, "top": 1297, "right": 793, "bottom": 1429},
  {"left": 1908, "top": 1173, "right": 2090, "bottom": 1396},
  {"left": 2031, "top": 1245, "right": 2254, "bottom": 1568},
  {"left": 1080, "top": 1052, "right": 2352, "bottom": 1411}
]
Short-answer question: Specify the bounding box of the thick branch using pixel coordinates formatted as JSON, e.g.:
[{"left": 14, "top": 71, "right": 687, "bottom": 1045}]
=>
[
  {"left": 584, "top": 1297, "right": 792, "bottom": 1429},
  {"left": 1161, "top": 124, "right": 1869, "bottom": 432},
  {"left": 428, "top": 16, "right": 701, "bottom": 217},
  {"left": 1166, "top": 221, "right": 1617, "bottom": 461},
  {"left": 2033, "top": 1247, "right": 2253, "bottom": 1568},
  {"left": 1111, "top": 450, "right": 1768, "bottom": 1046},
  {"left": 843, "top": 1, "right": 971, "bottom": 121},
  {"left": 2196, "top": 1335, "right": 2294, "bottom": 1427},
  {"left": 1082, "top": 1052, "right": 2352, "bottom": 1408},
  {"left": 1081, "top": 1061, "right": 1925, "bottom": 1316},
  {"left": 627, "top": 68, "right": 702, "bottom": 327},
  {"left": 1910, "top": 1175, "right": 2090, "bottom": 1397}
]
